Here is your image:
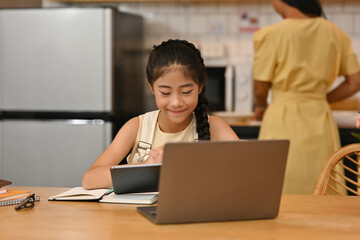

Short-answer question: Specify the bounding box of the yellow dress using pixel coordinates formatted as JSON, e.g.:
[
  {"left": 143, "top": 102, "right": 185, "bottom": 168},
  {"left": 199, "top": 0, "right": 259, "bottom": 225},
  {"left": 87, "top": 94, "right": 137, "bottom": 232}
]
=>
[{"left": 253, "top": 18, "right": 360, "bottom": 194}]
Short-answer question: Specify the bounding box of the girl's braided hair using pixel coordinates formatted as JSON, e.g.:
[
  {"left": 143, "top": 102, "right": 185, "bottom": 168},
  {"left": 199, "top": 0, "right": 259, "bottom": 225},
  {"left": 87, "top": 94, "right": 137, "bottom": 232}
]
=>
[{"left": 146, "top": 39, "right": 210, "bottom": 140}]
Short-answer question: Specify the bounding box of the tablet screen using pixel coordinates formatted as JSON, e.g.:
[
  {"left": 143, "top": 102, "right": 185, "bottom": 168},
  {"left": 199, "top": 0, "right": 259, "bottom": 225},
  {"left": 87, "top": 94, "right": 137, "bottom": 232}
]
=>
[{"left": 110, "top": 164, "right": 161, "bottom": 194}]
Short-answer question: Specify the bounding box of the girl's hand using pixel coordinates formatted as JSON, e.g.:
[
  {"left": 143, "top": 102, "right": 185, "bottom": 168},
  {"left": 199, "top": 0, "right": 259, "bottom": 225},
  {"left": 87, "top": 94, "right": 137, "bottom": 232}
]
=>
[
  {"left": 144, "top": 146, "right": 164, "bottom": 164},
  {"left": 356, "top": 114, "right": 360, "bottom": 128}
]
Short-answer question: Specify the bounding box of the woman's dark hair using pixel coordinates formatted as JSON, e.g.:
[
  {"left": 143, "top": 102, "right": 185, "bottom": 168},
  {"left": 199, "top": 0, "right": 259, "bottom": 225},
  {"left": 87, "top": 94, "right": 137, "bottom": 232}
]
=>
[
  {"left": 281, "top": 0, "right": 326, "bottom": 18},
  {"left": 146, "top": 39, "right": 210, "bottom": 140}
]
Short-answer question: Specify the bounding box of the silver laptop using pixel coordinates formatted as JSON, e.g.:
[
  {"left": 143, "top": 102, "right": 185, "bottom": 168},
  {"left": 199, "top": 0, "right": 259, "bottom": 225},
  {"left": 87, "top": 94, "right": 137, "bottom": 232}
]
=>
[{"left": 137, "top": 140, "right": 289, "bottom": 224}]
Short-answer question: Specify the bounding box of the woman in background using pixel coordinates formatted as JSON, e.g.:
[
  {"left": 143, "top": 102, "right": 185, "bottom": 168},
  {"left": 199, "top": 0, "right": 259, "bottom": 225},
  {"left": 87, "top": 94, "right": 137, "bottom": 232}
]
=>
[{"left": 253, "top": 0, "right": 360, "bottom": 194}]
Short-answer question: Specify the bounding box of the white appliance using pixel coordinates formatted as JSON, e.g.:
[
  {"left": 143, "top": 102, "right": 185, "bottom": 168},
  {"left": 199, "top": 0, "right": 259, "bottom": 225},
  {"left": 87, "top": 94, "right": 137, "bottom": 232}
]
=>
[
  {"left": 0, "top": 8, "right": 144, "bottom": 187},
  {"left": 204, "top": 64, "right": 253, "bottom": 114},
  {"left": 234, "top": 64, "right": 253, "bottom": 114}
]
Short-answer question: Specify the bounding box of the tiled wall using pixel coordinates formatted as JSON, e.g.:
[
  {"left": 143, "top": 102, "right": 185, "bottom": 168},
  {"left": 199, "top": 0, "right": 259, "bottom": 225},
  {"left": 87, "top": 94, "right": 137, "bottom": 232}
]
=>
[
  {"left": 114, "top": 1, "right": 360, "bottom": 61},
  {"left": 46, "top": 1, "right": 360, "bottom": 60},
  {"left": 44, "top": 0, "right": 360, "bottom": 107}
]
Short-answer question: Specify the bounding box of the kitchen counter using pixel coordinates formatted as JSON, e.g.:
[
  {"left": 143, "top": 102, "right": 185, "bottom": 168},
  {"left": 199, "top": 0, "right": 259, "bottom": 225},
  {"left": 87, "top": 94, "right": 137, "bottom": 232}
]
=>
[
  {"left": 231, "top": 125, "right": 359, "bottom": 147},
  {"left": 215, "top": 111, "right": 360, "bottom": 146}
]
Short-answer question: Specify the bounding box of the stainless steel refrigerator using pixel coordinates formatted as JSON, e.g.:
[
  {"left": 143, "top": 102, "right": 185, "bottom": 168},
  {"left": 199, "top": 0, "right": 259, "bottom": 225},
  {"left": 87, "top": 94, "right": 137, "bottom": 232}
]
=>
[{"left": 0, "top": 7, "right": 148, "bottom": 187}]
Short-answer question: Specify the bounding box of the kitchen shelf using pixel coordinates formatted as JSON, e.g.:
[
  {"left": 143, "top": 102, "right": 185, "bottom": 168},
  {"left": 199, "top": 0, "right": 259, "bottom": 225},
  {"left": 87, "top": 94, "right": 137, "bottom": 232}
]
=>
[{"left": 48, "top": 0, "right": 358, "bottom": 3}]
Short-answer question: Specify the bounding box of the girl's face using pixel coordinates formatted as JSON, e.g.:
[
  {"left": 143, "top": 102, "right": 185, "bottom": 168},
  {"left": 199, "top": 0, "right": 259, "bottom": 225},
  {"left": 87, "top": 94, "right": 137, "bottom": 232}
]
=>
[{"left": 149, "top": 67, "right": 202, "bottom": 133}]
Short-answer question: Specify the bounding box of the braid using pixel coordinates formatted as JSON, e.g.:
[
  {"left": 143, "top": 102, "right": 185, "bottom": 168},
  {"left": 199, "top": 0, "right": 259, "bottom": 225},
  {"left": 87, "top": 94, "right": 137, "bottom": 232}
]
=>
[
  {"left": 195, "top": 86, "right": 210, "bottom": 140},
  {"left": 180, "top": 41, "right": 210, "bottom": 141},
  {"left": 147, "top": 39, "right": 211, "bottom": 141}
]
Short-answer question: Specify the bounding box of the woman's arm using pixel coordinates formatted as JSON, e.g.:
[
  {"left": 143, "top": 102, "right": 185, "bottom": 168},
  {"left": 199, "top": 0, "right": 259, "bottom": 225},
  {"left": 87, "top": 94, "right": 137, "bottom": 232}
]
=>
[
  {"left": 327, "top": 70, "right": 360, "bottom": 103},
  {"left": 82, "top": 117, "right": 139, "bottom": 189},
  {"left": 356, "top": 114, "right": 360, "bottom": 128},
  {"left": 208, "top": 116, "right": 240, "bottom": 141},
  {"left": 253, "top": 80, "right": 270, "bottom": 121}
]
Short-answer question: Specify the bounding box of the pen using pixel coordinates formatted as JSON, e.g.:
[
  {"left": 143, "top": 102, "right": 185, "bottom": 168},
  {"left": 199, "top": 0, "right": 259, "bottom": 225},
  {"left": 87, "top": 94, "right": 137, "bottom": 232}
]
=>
[{"left": 105, "top": 189, "right": 114, "bottom": 195}]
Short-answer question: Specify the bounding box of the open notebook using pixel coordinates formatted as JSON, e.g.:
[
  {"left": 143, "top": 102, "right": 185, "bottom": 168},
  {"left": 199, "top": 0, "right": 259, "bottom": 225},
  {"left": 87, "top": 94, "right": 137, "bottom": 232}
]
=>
[{"left": 48, "top": 187, "right": 158, "bottom": 204}]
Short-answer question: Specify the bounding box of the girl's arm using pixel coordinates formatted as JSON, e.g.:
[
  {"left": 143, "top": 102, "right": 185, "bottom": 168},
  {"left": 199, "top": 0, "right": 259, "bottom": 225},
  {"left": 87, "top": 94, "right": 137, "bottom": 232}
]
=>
[
  {"left": 208, "top": 115, "right": 240, "bottom": 141},
  {"left": 327, "top": 71, "right": 360, "bottom": 103},
  {"left": 82, "top": 117, "right": 140, "bottom": 189}
]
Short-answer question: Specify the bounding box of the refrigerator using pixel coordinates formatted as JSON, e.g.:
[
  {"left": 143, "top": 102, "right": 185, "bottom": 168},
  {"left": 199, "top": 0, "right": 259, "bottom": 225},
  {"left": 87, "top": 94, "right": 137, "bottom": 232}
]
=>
[{"left": 0, "top": 7, "right": 148, "bottom": 187}]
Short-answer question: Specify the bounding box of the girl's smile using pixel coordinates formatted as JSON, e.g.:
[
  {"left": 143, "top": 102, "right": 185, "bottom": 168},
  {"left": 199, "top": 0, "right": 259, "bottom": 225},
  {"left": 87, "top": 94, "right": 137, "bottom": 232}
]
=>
[
  {"left": 149, "top": 68, "right": 202, "bottom": 133},
  {"left": 169, "top": 110, "right": 185, "bottom": 114}
]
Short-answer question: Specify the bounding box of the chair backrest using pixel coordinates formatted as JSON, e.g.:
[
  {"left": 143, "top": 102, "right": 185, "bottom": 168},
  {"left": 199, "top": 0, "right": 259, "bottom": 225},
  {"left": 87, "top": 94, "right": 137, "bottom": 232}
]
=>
[{"left": 313, "top": 143, "right": 360, "bottom": 195}]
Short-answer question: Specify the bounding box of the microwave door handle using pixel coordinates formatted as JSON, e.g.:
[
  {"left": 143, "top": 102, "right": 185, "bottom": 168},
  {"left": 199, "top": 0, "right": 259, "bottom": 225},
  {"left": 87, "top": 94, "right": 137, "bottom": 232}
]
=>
[{"left": 225, "top": 66, "right": 234, "bottom": 112}]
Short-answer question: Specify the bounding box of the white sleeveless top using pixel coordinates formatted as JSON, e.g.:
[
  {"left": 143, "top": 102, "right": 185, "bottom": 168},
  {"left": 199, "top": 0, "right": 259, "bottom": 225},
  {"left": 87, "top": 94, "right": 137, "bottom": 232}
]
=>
[{"left": 127, "top": 110, "right": 198, "bottom": 164}]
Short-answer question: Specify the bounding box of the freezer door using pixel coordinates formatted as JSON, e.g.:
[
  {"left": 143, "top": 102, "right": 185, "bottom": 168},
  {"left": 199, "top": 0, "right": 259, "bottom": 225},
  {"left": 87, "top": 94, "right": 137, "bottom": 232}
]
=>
[
  {"left": 0, "top": 121, "right": 2, "bottom": 175},
  {"left": 0, "top": 8, "right": 112, "bottom": 111},
  {"left": 1, "top": 120, "right": 112, "bottom": 187}
]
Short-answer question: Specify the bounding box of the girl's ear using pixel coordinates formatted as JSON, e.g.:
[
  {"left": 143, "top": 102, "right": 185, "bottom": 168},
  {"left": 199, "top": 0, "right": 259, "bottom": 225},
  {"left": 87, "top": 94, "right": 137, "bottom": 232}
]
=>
[
  {"left": 147, "top": 80, "right": 154, "bottom": 95},
  {"left": 198, "top": 84, "right": 204, "bottom": 94}
]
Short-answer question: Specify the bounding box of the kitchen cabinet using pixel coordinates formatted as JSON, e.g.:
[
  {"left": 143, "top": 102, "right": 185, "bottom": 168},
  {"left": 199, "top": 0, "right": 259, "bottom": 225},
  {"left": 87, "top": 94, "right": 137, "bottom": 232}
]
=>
[
  {"left": 0, "top": 0, "right": 41, "bottom": 8},
  {"left": 48, "top": 0, "right": 359, "bottom": 3}
]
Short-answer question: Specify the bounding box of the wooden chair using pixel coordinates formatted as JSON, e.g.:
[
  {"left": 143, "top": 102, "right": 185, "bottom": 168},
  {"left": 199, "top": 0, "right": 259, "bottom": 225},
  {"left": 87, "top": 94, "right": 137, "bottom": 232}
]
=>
[{"left": 313, "top": 143, "right": 360, "bottom": 195}]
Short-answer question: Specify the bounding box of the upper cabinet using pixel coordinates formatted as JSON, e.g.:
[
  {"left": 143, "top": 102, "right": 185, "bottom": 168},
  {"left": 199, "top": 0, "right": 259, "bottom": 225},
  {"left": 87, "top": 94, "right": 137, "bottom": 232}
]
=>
[{"left": 47, "top": 0, "right": 359, "bottom": 2}]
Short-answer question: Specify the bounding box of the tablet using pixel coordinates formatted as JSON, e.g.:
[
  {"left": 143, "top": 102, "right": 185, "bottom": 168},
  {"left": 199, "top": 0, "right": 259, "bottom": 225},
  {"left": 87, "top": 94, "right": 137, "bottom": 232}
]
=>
[{"left": 110, "top": 163, "right": 161, "bottom": 194}]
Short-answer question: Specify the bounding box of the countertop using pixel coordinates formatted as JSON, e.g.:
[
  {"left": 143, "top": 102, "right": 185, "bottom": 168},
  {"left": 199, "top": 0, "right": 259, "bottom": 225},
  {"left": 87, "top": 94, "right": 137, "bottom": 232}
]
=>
[
  {"left": 217, "top": 111, "right": 360, "bottom": 146},
  {"left": 214, "top": 111, "right": 359, "bottom": 128}
]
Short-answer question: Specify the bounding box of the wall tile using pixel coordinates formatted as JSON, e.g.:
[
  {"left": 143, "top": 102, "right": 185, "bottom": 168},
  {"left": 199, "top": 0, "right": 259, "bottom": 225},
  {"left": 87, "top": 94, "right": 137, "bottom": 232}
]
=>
[
  {"left": 259, "top": 1, "right": 274, "bottom": 14},
  {"left": 167, "top": 15, "right": 188, "bottom": 37},
  {"left": 188, "top": 2, "right": 218, "bottom": 14},
  {"left": 269, "top": 14, "right": 282, "bottom": 25},
  {"left": 351, "top": 37, "right": 360, "bottom": 55},
  {"left": 237, "top": 2, "right": 259, "bottom": 12},
  {"left": 228, "top": 15, "right": 241, "bottom": 35},
  {"left": 355, "top": 14, "right": 360, "bottom": 35},
  {"left": 330, "top": 13, "right": 353, "bottom": 35},
  {"left": 323, "top": 2, "right": 344, "bottom": 14},
  {"left": 117, "top": 3, "right": 139, "bottom": 15},
  {"left": 188, "top": 15, "right": 208, "bottom": 35},
  {"left": 343, "top": 2, "right": 360, "bottom": 13},
  {"left": 144, "top": 37, "right": 164, "bottom": 50},
  {"left": 218, "top": 2, "right": 240, "bottom": 14},
  {"left": 138, "top": 2, "right": 160, "bottom": 15},
  {"left": 158, "top": 2, "right": 186, "bottom": 14},
  {"left": 196, "top": 35, "right": 217, "bottom": 44},
  {"left": 258, "top": 14, "right": 271, "bottom": 28},
  {"left": 226, "top": 40, "right": 241, "bottom": 57},
  {"left": 238, "top": 36, "right": 254, "bottom": 56},
  {"left": 207, "top": 14, "right": 228, "bottom": 35},
  {"left": 144, "top": 15, "right": 170, "bottom": 36}
]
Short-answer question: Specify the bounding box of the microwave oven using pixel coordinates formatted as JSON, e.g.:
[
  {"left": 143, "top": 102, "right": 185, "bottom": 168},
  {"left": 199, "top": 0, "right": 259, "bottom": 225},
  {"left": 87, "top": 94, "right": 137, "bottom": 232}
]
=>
[{"left": 205, "top": 65, "right": 253, "bottom": 114}]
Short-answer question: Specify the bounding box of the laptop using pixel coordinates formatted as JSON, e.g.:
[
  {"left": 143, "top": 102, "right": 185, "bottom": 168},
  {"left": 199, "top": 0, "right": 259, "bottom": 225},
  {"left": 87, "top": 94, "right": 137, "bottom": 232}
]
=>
[
  {"left": 137, "top": 140, "right": 289, "bottom": 224},
  {"left": 110, "top": 163, "right": 161, "bottom": 194}
]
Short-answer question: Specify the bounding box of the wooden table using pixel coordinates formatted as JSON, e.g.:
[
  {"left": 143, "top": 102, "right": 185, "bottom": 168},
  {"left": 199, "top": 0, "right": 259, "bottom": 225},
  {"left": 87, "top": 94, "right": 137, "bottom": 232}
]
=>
[{"left": 1, "top": 186, "right": 360, "bottom": 240}]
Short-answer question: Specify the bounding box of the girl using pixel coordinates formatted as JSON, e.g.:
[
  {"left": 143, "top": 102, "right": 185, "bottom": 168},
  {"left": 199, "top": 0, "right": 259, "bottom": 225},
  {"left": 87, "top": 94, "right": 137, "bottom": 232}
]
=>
[
  {"left": 253, "top": 0, "right": 360, "bottom": 194},
  {"left": 82, "top": 39, "right": 239, "bottom": 189}
]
